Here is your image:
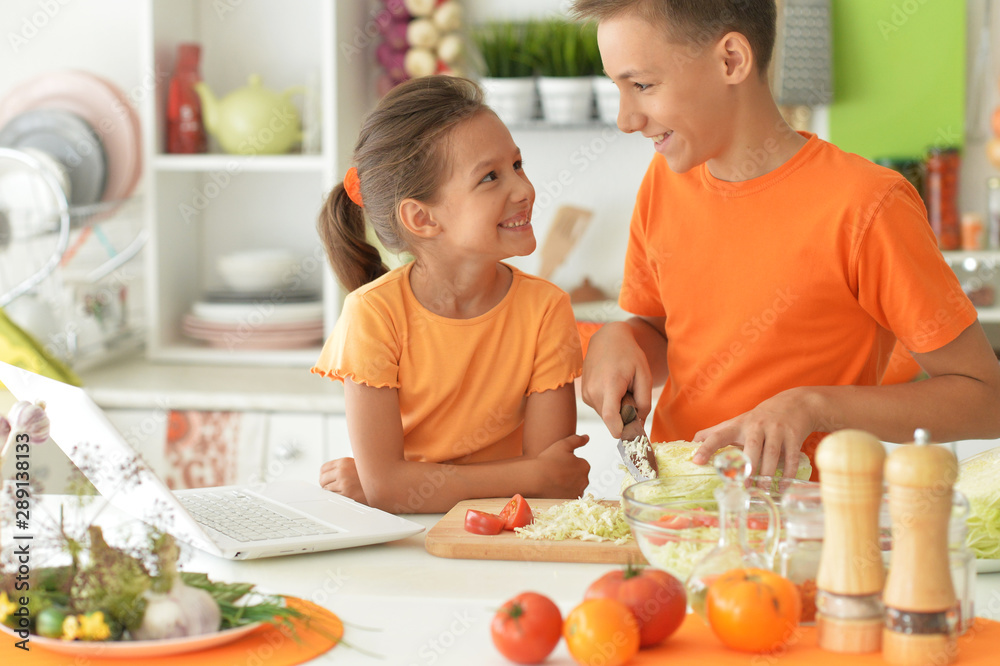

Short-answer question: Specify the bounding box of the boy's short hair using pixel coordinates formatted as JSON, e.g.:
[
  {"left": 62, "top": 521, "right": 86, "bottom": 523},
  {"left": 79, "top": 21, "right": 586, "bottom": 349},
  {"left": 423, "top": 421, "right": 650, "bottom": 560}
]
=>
[{"left": 571, "top": 0, "right": 776, "bottom": 74}]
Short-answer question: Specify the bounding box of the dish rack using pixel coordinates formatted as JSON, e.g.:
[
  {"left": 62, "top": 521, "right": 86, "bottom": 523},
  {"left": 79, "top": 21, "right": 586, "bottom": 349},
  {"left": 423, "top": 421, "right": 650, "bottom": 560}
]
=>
[{"left": 0, "top": 194, "right": 147, "bottom": 370}]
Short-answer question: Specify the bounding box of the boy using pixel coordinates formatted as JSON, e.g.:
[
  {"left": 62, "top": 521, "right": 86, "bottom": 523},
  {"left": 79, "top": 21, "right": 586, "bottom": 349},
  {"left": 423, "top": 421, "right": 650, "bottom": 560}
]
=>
[{"left": 574, "top": 0, "right": 1000, "bottom": 479}]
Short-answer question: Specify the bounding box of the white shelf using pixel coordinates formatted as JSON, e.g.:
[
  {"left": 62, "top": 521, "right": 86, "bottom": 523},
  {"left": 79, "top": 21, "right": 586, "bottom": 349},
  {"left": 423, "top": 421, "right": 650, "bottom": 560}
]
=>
[
  {"left": 140, "top": 0, "right": 366, "bottom": 366},
  {"left": 153, "top": 154, "right": 328, "bottom": 172},
  {"left": 973, "top": 307, "right": 1000, "bottom": 323},
  {"left": 149, "top": 343, "right": 323, "bottom": 368},
  {"left": 943, "top": 250, "right": 1000, "bottom": 263}
]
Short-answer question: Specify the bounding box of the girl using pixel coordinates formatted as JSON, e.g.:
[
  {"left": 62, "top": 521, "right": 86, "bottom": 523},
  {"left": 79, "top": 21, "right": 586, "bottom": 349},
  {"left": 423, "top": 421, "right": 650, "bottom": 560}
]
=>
[{"left": 312, "top": 76, "right": 591, "bottom": 514}]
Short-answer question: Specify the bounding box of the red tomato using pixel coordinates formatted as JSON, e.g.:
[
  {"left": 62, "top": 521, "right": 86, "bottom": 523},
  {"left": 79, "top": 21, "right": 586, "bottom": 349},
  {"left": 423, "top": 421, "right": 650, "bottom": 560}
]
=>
[
  {"left": 655, "top": 513, "right": 694, "bottom": 529},
  {"left": 465, "top": 509, "right": 504, "bottom": 535},
  {"left": 706, "top": 568, "right": 801, "bottom": 653},
  {"left": 564, "top": 598, "right": 640, "bottom": 666},
  {"left": 584, "top": 566, "right": 687, "bottom": 647},
  {"left": 491, "top": 592, "right": 562, "bottom": 664},
  {"left": 499, "top": 494, "right": 534, "bottom": 530}
]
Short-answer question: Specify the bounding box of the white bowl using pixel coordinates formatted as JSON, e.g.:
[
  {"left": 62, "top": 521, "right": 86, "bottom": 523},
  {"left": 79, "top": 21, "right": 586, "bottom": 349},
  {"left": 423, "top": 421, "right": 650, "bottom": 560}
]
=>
[{"left": 216, "top": 249, "right": 299, "bottom": 292}]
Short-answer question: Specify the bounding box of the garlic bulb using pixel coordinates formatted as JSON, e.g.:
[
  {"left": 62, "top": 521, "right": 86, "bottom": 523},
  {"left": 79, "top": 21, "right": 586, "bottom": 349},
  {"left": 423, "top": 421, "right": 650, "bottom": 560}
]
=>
[
  {"left": 0, "top": 416, "right": 10, "bottom": 445},
  {"left": 404, "top": 48, "right": 438, "bottom": 78},
  {"left": 437, "top": 33, "right": 463, "bottom": 64},
  {"left": 403, "top": 0, "right": 435, "bottom": 18},
  {"left": 132, "top": 578, "right": 221, "bottom": 640},
  {"left": 433, "top": 1, "right": 462, "bottom": 33},
  {"left": 406, "top": 18, "right": 440, "bottom": 50},
  {"left": 6, "top": 400, "right": 50, "bottom": 443}
]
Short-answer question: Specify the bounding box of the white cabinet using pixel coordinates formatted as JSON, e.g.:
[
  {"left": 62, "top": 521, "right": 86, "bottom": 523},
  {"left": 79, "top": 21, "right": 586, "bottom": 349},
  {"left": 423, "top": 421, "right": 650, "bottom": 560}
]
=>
[{"left": 138, "top": 0, "right": 369, "bottom": 367}]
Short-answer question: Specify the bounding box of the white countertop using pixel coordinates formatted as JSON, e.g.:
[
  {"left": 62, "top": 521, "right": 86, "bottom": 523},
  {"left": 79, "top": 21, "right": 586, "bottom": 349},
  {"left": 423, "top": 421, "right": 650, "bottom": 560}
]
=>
[
  {"left": 77, "top": 354, "right": 345, "bottom": 413},
  {"left": 11, "top": 495, "right": 1000, "bottom": 666}
]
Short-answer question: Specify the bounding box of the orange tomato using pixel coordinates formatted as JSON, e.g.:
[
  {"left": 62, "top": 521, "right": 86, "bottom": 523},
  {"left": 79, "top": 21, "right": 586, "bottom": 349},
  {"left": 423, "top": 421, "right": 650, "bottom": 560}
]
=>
[
  {"left": 563, "top": 598, "right": 640, "bottom": 666},
  {"left": 706, "top": 568, "right": 801, "bottom": 653}
]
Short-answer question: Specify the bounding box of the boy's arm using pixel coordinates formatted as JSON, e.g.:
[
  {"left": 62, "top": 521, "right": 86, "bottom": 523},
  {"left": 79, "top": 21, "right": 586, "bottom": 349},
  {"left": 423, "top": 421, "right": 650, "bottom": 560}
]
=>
[
  {"left": 344, "top": 379, "right": 590, "bottom": 513},
  {"left": 693, "top": 321, "right": 1000, "bottom": 477},
  {"left": 581, "top": 315, "right": 669, "bottom": 436}
]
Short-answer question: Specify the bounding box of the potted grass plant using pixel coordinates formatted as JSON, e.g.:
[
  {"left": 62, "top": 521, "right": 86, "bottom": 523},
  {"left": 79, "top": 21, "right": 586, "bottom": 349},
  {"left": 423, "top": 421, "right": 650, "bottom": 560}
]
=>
[
  {"left": 583, "top": 22, "right": 619, "bottom": 125},
  {"left": 472, "top": 22, "right": 538, "bottom": 125},
  {"left": 532, "top": 20, "right": 598, "bottom": 125}
]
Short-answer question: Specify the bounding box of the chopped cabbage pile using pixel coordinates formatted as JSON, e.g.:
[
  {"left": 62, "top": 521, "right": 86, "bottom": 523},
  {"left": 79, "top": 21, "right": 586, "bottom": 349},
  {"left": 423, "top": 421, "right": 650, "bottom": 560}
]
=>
[
  {"left": 956, "top": 446, "right": 1000, "bottom": 559},
  {"left": 515, "top": 495, "right": 632, "bottom": 545},
  {"left": 639, "top": 528, "right": 767, "bottom": 581}
]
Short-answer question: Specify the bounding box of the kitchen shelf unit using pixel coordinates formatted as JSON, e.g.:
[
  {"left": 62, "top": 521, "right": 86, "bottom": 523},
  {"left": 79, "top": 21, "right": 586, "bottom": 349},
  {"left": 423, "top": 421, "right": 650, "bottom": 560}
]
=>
[{"left": 139, "top": 0, "right": 369, "bottom": 366}]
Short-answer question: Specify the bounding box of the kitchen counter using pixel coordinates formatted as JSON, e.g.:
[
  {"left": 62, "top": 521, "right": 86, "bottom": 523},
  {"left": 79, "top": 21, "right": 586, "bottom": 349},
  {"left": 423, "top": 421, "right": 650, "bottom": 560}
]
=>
[
  {"left": 77, "top": 354, "right": 345, "bottom": 414},
  {"left": 10, "top": 495, "right": 1000, "bottom": 665}
]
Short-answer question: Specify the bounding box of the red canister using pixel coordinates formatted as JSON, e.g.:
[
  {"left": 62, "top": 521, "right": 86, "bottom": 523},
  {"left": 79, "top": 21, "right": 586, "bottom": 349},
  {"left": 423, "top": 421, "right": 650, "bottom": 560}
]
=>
[{"left": 925, "top": 147, "right": 961, "bottom": 250}]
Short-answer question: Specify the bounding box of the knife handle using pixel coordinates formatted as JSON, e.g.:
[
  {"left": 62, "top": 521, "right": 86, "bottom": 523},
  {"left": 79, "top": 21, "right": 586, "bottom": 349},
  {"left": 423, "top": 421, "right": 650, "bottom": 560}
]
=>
[{"left": 620, "top": 392, "right": 638, "bottom": 426}]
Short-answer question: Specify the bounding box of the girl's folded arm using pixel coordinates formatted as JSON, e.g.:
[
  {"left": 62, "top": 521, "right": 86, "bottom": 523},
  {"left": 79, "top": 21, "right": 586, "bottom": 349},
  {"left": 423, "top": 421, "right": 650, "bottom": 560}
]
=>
[
  {"left": 345, "top": 380, "right": 589, "bottom": 513},
  {"left": 521, "top": 382, "right": 578, "bottom": 458}
]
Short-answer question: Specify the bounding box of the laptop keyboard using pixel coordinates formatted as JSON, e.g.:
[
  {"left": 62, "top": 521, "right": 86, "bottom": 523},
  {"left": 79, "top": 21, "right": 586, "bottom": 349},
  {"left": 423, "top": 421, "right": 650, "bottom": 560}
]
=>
[{"left": 178, "top": 489, "right": 339, "bottom": 543}]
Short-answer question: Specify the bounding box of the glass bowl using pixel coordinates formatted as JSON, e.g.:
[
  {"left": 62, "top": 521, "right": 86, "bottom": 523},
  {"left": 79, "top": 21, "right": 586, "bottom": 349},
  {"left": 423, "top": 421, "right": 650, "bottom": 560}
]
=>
[{"left": 622, "top": 475, "right": 818, "bottom": 582}]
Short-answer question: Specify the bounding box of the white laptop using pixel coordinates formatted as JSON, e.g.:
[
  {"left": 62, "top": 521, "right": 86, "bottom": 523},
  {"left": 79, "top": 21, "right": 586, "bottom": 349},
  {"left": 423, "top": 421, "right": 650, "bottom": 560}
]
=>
[{"left": 0, "top": 362, "right": 424, "bottom": 559}]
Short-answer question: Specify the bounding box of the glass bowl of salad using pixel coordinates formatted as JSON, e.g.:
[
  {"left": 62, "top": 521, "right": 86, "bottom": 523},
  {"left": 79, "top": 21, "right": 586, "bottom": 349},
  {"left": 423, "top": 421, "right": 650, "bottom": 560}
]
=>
[{"left": 622, "top": 475, "right": 817, "bottom": 583}]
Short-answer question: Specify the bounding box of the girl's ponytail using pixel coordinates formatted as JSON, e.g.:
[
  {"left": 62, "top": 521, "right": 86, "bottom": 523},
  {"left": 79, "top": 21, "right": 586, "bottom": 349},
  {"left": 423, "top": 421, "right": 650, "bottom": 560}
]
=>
[{"left": 318, "top": 183, "right": 388, "bottom": 293}]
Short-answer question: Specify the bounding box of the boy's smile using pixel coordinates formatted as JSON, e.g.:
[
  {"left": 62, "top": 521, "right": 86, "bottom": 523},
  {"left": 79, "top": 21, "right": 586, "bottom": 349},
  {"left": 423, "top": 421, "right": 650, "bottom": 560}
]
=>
[{"left": 598, "top": 14, "right": 732, "bottom": 174}]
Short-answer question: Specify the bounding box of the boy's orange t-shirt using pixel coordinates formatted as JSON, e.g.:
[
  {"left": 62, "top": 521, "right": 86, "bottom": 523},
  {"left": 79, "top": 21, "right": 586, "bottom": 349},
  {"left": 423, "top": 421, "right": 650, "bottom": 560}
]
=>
[
  {"left": 620, "top": 133, "right": 977, "bottom": 465},
  {"left": 312, "top": 262, "right": 583, "bottom": 464}
]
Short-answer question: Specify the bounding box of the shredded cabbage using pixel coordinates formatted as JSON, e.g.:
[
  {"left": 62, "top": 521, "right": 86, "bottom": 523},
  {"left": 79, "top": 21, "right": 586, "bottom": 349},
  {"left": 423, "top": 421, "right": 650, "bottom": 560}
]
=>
[
  {"left": 638, "top": 528, "right": 769, "bottom": 581},
  {"left": 515, "top": 495, "right": 632, "bottom": 545},
  {"left": 956, "top": 446, "right": 1000, "bottom": 559}
]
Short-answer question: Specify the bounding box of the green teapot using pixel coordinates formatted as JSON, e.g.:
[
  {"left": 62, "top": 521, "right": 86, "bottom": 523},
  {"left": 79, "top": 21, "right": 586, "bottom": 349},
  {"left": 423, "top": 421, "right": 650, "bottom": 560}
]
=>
[{"left": 195, "top": 74, "right": 304, "bottom": 155}]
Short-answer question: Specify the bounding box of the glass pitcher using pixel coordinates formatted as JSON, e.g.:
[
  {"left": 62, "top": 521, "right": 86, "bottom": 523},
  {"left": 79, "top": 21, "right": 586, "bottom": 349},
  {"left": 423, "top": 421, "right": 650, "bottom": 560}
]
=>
[{"left": 686, "top": 449, "right": 780, "bottom": 617}]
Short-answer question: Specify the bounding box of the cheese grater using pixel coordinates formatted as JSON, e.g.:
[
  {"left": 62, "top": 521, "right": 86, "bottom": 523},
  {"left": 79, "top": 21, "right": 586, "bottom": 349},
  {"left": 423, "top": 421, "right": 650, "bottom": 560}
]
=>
[{"left": 772, "top": 0, "right": 833, "bottom": 106}]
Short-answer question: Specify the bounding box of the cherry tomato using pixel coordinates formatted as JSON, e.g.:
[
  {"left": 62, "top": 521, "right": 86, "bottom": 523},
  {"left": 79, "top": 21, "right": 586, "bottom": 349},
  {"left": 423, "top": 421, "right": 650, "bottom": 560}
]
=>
[
  {"left": 491, "top": 592, "right": 562, "bottom": 664},
  {"left": 564, "top": 598, "right": 640, "bottom": 666},
  {"left": 499, "top": 494, "right": 534, "bottom": 530},
  {"left": 706, "top": 568, "right": 801, "bottom": 653},
  {"left": 465, "top": 509, "right": 504, "bottom": 535},
  {"left": 584, "top": 565, "right": 687, "bottom": 647}
]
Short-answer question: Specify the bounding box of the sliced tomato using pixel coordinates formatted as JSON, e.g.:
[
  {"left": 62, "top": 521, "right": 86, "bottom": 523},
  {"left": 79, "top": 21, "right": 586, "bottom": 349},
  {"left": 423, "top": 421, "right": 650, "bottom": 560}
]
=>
[
  {"left": 691, "top": 508, "right": 719, "bottom": 528},
  {"left": 465, "top": 509, "right": 504, "bottom": 535},
  {"left": 498, "top": 494, "right": 534, "bottom": 530},
  {"left": 655, "top": 514, "right": 694, "bottom": 529},
  {"left": 746, "top": 515, "right": 771, "bottom": 531}
]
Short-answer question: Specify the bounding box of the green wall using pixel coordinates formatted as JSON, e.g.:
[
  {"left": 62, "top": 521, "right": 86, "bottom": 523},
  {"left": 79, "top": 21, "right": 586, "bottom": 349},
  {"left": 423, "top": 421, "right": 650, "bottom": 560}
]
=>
[{"left": 827, "top": 1, "right": 966, "bottom": 161}]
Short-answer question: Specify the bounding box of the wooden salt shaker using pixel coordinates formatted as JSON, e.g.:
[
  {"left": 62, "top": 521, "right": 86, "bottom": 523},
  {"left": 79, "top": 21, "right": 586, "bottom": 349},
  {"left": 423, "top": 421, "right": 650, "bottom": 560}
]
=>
[
  {"left": 815, "top": 429, "right": 886, "bottom": 653},
  {"left": 883, "top": 429, "right": 959, "bottom": 666}
]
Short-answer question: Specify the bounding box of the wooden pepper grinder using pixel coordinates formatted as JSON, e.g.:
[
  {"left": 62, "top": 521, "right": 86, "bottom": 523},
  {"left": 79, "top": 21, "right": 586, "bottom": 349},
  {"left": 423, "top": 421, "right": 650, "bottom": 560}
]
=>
[
  {"left": 882, "top": 429, "right": 959, "bottom": 666},
  {"left": 815, "top": 429, "right": 886, "bottom": 653}
]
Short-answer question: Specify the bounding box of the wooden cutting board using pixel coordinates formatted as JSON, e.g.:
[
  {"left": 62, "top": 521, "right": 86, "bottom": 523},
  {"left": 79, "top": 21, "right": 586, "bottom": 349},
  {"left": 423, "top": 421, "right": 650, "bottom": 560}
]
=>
[{"left": 424, "top": 497, "right": 646, "bottom": 565}]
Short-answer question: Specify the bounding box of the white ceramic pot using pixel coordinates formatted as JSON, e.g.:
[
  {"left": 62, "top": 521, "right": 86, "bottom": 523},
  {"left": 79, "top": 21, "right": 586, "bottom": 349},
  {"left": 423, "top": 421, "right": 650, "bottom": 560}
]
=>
[
  {"left": 480, "top": 77, "right": 538, "bottom": 125},
  {"left": 537, "top": 76, "right": 595, "bottom": 125},
  {"left": 592, "top": 76, "right": 620, "bottom": 125}
]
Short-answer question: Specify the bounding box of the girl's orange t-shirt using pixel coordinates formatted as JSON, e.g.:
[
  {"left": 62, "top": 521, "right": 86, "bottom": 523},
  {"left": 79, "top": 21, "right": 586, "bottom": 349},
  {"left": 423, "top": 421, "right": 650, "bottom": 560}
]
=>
[
  {"left": 620, "top": 134, "right": 977, "bottom": 463},
  {"left": 312, "top": 262, "right": 583, "bottom": 464}
]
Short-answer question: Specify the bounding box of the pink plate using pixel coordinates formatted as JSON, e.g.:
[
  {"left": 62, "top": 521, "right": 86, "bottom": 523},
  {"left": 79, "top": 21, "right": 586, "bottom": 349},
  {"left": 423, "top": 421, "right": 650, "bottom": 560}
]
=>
[{"left": 0, "top": 70, "right": 142, "bottom": 201}]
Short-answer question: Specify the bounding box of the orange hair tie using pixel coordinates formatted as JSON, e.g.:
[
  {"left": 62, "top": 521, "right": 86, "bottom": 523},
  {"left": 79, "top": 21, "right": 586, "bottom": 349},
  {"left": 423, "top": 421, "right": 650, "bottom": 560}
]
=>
[{"left": 344, "top": 167, "right": 364, "bottom": 207}]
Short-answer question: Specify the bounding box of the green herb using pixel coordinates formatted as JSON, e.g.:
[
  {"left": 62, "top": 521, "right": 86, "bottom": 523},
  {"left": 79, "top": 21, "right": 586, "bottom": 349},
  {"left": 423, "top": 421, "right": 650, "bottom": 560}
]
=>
[
  {"left": 472, "top": 22, "right": 536, "bottom": 78},
  {"left": 530, "top": 20, "right": 599, "bottom": 78},
  {"left": 180, "top": 572, "right": 305, "bottom": 631}
]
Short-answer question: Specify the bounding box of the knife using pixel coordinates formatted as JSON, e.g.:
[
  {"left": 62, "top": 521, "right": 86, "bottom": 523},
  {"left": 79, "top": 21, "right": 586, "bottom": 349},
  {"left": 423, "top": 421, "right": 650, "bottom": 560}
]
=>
[{"left": 616, "top": 392, "right": 659, "bottom": 482}]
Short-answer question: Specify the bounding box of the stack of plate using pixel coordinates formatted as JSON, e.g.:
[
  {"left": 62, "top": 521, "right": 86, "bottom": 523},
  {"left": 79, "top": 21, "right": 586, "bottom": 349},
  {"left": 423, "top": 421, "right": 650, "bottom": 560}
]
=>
[{"left": 182, "top": 290, "right": 325, "bottom": 350}]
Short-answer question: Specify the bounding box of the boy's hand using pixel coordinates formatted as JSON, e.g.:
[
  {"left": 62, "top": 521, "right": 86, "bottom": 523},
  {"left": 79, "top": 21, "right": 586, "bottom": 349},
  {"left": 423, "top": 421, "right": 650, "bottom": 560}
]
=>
[
  {"left": 691, "top": 387, "right": 816, "bottom": 478},
  {"left": 582, "top": 321, "right": 654, "bottom": 438},
  {"left": 319, "top": 456, "right": 369, "bottom": 505},
  {"left": 532, "top": 434, "right": 591, "bottom": 499}
]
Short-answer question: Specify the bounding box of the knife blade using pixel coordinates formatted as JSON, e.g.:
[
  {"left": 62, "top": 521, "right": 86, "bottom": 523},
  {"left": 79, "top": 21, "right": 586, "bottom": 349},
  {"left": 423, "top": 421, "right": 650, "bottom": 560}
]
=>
[{"left": 616, "top": 392, "right": 659, "bottom": 482}]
